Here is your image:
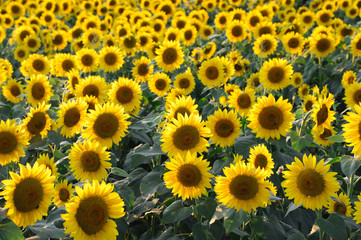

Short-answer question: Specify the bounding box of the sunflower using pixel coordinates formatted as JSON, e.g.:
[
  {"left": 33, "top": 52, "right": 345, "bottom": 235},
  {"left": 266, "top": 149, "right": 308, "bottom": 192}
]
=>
[
  {"left": 342, "top": 70, "right": 357, "bottom": 87},
  {"left": 206, "top": 109, "right": 241, "bottom": 148},
  {"left": 233, "top": 58, "right": 250, "bottom": 77},
  {"left": 74, "top": 76, "right": 108, "bottom": 104},
  {"left": 56, "top": 98, "right": 88, "bottom": 138},
  {"left": 148, "top": 72, "right": 171, "bottom": 97},
  {"left": 14, "top": 45, "right": 29, "bottom": 62},
  {"left": 26, "top": 75, "right": 53, "bottom": 107},
  {"left": 165, "top": 27, "right": 181, "bottom": 42},
  {"left": 155, "top": 40, "right": 184, "bottom": 72},
  {"left": 69, "top": 140, "right": 111, "bottom": 181},
  {"left": 214, "top": 161, "right": 270, "bottom": 213},
  {"left": 247, "top": 72, "right": 262, "bottom": 90},
  {"left": 311, "top": 125, "right": 336, "bottom": 147},
  {"left": 248, "top": 94, "right": 295, "bottom": 141},
  {"left": 22, "top": 103, "right": 52, "bottom": 140},
  {"left": 23, "top": 54, "right": 50, "bottom": 76},
  {"left": 2, "top": 79, "right": 24, "bottom": 104},
  {"left": 174, "top": 70, "right": 195, "bottom": 95},
  {"left": 246, "top": 10, "right": 263, "bottom": 30},
  {"left": 344, "top": 82, "right": 361, "bottom": 111},
  {"left": 120, "top": 35, "right": 138, "bottom": 56},
  {"left": 298, "top": 84, "right": 310, "bottom": 99},
  {"left": 351, "top": 33, "right": 361, "bottom": 57},
  {"left": 342, "top": 104, "right": 361, "bottom": 157},
  {"left": 181, "top": 25, "right": 197, "bottom": 46},
  {"left": 327, "top": 193, "right": 353, "bottom": 217},
  {"left": 253, "top": 21, "right": 275, "bottom": 39},
  {"left": 259, "top": 58, "right": 293, "bottom": 91},
  {"left": 164, "top": 151, "right": 213, "bottom": 200},
  {"left": 76, "top": 48, "right": 99, "bottom": 73},
  {"left": 166, "top": 95, "right": 199, "bottom": 121},
  {"left": 132, "top": 56, "right": 153, "bottom": 83},
  {"left": 219, "top": 56, "right": 235, "bottom": 81},
  {"left": 353, "top": 194, "right": 361, "bottom": 224},
  {"left": 248, "top": 144, "right": 274, "bottom": 177},
  {"left": 161, "top": 113, "right": 211, "bottom": 157},
  {"left": 52, "top": 30, "right": 69, "bottom": 51},
  {"left": 198, "top": 57, "right": 226, "bottom": 88},
  {"left": 61, "top": 181, "right": 125, "bottom": 239},
  {"left": 226, "top": 20, "right": 247, "bottom": 43},
  {"left": 1, "top": 162, "right": 55, "bottom": 227},
  {"left": 291, "top": 72, "right": 303, "bottom": 87},
  {"left": 228, "top": 87, "right": 256, "bottom": 116},
  {"left": 214, "top": 12, "right": 229, "bottom": 30},
  {"left": 107, "top": 77, "right": 142, "bottom": 113},
  {"left": 253, "top": 34, "right": 278, "bottom": 58},
  {"left": 282, "top": 154, "right": 339, "bottom": 210},
  {"left": 98, "top": 46, "right": 124, "bottom": 72},
  {"left": 51, "top": 53, "right": 77, "bottom": 77},
  {"left": 66, "top": 69, "right": 81, "bottom": 92},
  {"left": 282, "top": 32, "right": 304, "bottom": 55},
  {"left": 36, "top": 153, "right": 59, "bottom": 179},
  {"left": 346, "top": 6, "right": 359, "bottom": 18},
  {"left": 200, "top": 25, "right": 214, "bottom": 39},
  {"left": 298, "top": 11, "right": 315, "bottom": 29},
  {"left": 80, "top": 95, "right": 99, "bottom": 112},
  {"left": 53, "top": 180, "right": 73, "bottom": 207},
  {"left": 309, "top": 33, "right": 336, "bottom": 58},
  {"left": 202, "top": 42, "right": 217, "bottom": 60},
  {"left": 23, "top": 34, "right": 41, "bottom": 52},
  {"left": 302, "top": 94, "right": 317, "bottom": 112},
  {"left": 311, "top": 94, "right": 336, "bottom": 130},
  {"left": 7, "top": 2, "right": 24, "bottom": 18},
  {"left": 82, "top": 102, "right": 130, "bottom": 149}
]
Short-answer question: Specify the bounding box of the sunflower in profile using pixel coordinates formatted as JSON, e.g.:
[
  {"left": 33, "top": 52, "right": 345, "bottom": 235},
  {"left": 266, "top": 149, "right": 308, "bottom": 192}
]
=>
[
  {"left": 206, "top": 109, "right": 241, "bottom": 148},
  {"left": 353, "top": 194, "right": 361, "bottom": 224},
  {"left": 22, "top": 103, "right": 52, "bottom": 140},
  {"left": 282, "top": 154, "right": 339, "bottom": 210},
  {"left": 74, "top": 76, "right": 108, "bottom": 104},
  {"left": 56, "top": 98, "right": 88, "bottom": 138},
  {"left": 53, "top": 180, "right": 73, "bottom": 207},
  {"left": 161, "top": 113, "right": 211, "bottom": 157},
  {"left": 36, "top": 153, "right": 59, "bottom": 179},
  {"left": 1, "top": 162, "right": 55, "bottom": 227},
  {"left": 61, "top": 181, "right": 125, "bottom": 240},
  {"left": 311, "top": 94, "right": 336, "bottom": 130},
  {"left": 351, "top": 33, "right": 361, "bottom": 57},
  {"left": 164, "top": 152, "right": 213, "bottom": 200},
  {"left": 228, "top": 87, "right": 256, "bottom": 116},
  {"left": 99, "top": 46, "right": 124, "bottom": 72},
  {"left": 214, "top": 161, "right": 270, "bottom": 213},
  {"left": 108, "top": 77, "right": 142, "bottom": 113},
  {"left": 343, "top": 104, "right": 361, "bottom": 157},
  {"left": 202, "top": 42, "right": 216, "bottom": 60},
  {"left": 198, "top": 57, "right": 226, "bottom": 88},
  {"left": 248, "top": 94, "right": 295, "bottom": 141},
  {"left": 174, "top": 70, "right": 195, "bottom": 95},
  {"left": 66, "top": 69, "right": 81, "bottom": 92},
  {"left": 0, "top": 119, "right": 28, "bottom": 166},
  {"left": 75, "top": 48, "right": 99, "bottom": 73},
  {"left": 148, "top": 72, "right": 171, "bottom": 97},
  {"left": 132, "top": 56, "right": 153, "bottom": 82},
  {"left": 248, "top": 144, "right": 274, "bottom": 177},
  {"left": 303, "top": 95, "right": 317, "bottom": 112},
  {"left": 155, "top": 40, "right": 184, "bottom": 72},
  {"left": 2, "top": 79, "right": 24, "bottom": 104},
  {"left": 282, "top": 32, "right": 304, "bottom": 55},
  {"left": 259, "top": 58, "right": 293, "bottom": 91},
  {"left": 69, "top": 140, "right": 111, "bottom": 181},
  {"left": 309, "top": 33, "right": 336, "bottom": 58},
  {"left": 82, "top": 102, "right": 130, "bottom": 149},
  {"left": 344, "top": 82, "right": 361, "bottom": 111},
  {"left": 253, "top": 34, "right": 278, "bottom": 58}
]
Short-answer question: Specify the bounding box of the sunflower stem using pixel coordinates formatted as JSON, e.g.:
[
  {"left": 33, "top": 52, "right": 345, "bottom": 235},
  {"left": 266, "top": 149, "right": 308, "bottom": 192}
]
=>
[
  {"left": 298, "top": 110, "right": 312, "bottom": 136},
  {"left": 347, "top": 173, "right": 355, "bottom": 198},
  {"left": 317, "top": 209, "right": 324, "bottom": 240}
]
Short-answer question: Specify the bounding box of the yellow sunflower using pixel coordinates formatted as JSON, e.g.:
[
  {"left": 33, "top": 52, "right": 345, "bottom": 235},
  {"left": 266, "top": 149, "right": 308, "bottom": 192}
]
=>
[
  {"left": 353, "top": 194, "right": 361, "bottom": 224},
  {"left": 291, "top": 72, "right": 303, "bottom": 87},
  {"left": 350, "top": 32, "right": 361, "bottom": 57},
  {"left": 53, "top": 180, "right": 73, "bottom": 207},
  {"left": 309, "top": 33, "right": 336, "bottom": 58},
  {"left": 343, "top": 104, "right": 361, "bottom": 157},
  {"left": 174, "top": 70, "right": 195, "bottom": 95},
  {"left": 166, "top": 95, "right": 199, "bottom": 122},
  {"left": 107, "top": 77, "right": 142, "bottom": 113},
  {"left": 14, "top": 45, "right": 29, "bottom": 62},
  {"left": 164, "top": 152, "right": 213, "bottom": 200},
  {"left": 181, "top": 25, "right": 197, "bottom": 46},
  {"left": 202, "top": 42, "right": 217, "bottom": 60},
  {"left": 61, "top": 181, "right": 125, "bottom": 239},
  {"left": 0, "top": 119, "right": 28, "bottom": 166},
  {"left": 52, "top": 30, "right": 69, "bottom": 51},
  {"left": 36, "top": 153, "right": 59, "bottom": 179},
  {"left": 327, "top": 193, "right": 353, "bottom": 217},
  {"left": 66, "top": 69, "right": 81, "bottom": 92},
  {"left": 298, "top": 84, "right": 310, "bottom": 99},
  {"left": 82, "top": 102, "right": 130, "bottom": 149},
  {"left": 148, "top": 72, "right": 171, "bottom": 97},
  {"left": 226, "top": 20, "right": 247, "bottom": 42},
  {"left": 214, "top": 161, "right": 270, "bottom": 213},
  {"left": 228, "top": 87, "right": 256, "bottom": 116},
  {"left": 56, "top": 98, "right": 88, "bottom": 138},
  {"left": 248, "top": 94, "right": 295, "bottom": 141},
  {"left": 259, "top": 58, "right": 293, "bottom": 91},
  {"left": 248, "top": 144, "right": 274, "bottom": 177},
  {"left": 1, "top": 162, "right": 55, "bottom": 227},
  {"left": 155, "top": 40, "right": 184, "bottom": 72},
  {"left": 51, "top": 53, "right": 77, "bottom": 77},
  {"left": 69, "top": 140, "right": 111, "bottom": 181},
  {"left": 311, "top": 93, "right": 336, "bottom": 130},
  {"left": 23, "top": 34, "right": 41, "bottom": 52},
  {"left": 282, "top": 32, "right": 304, "bottom": 55},
  {"left": 282, "top": 154, "right": 340, "bottom": 210},
  {"left": 22, "top": 103, "right": 52, "bottom": 140},
  {"left": 206, "top": 109, "right": 241, "bottom": 148},
  {"left": 22, "top": 54, "right": 51, "bottom": 77},
  {"left": 119, "top": 35, "right": 138, "bottom": 56},
  {"left": 253, "top": 34, "right": 278, "bottom": 58},
  {"left": 74, "top": 75, "right": 108, "bottom": 104},
  {"left": 198, "top": 57, "right": 226, "bottom": 88},
  {"left": 302, "top": 94, "right": 317, "bottom": 112},
  {"left": 342, "top": 70, "right": 357, "bottom": 87},
  {"left": 24, "top": 75, "right": 52, "bottom": 106},
  {"left": 132, "top": 56, "right": 153, "bottom": 83},
  {"left": 76, "top": 48, "right": 99, "bottom": 73},
  {"left": 253, "top": 21, "right": 276, "bottom": 39},
  {"left": 214, "top": 12, "right": 229, "bottom": 30},
  {"left": 99, "top": 46, "right": 124, "bottom": 72},
  {"left": 2, "top": 79, "right": 24, "bottom": 104},
  {"left": 311, "top": 125, "right": 336, "bottom": 147},
  {"left": 247, "top": 72, "right": 262, "bottom": 90},
  {"left": 161, "top": 113, "right": 211, "bottom": 157},
  {"left": 344, "top": 82, "right": 361, "bottom": 111}
]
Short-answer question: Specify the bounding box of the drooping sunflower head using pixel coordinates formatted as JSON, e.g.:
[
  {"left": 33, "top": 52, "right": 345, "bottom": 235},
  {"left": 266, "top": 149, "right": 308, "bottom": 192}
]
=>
[{"left": 259, "top": 58, "right": 293, "bottom": 91}]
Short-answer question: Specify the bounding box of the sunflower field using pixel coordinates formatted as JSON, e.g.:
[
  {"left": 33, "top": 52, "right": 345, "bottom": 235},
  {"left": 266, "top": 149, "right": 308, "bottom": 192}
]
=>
[{"left": 3, "top": 0, "right": 361, "bottom": 239}]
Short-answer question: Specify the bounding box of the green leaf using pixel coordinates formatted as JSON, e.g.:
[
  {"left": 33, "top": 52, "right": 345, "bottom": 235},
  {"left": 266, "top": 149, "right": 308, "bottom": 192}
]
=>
[
  {"left": 197, "top": 198, "right": 217, "bottom": 220},
  {"left": 325, "top": 157, "right": 341, "bottom": 165},
  {"left": 326, "top": 135, "right": 344, "bottom": 142},
  {"left": 285, "top": 202, "right": 301, "bottom": 217},
  {"left": 192, "top": 223, "right": 208, "bottom": 240},
  {"left": 140, "top": 166, "right": 168, "bottom": 198},
  {"left": 30, "top": 221, "right": 66, "bottom": 239},
  {"left": 340, "top": 155, "right": 361, "bottom": 177},
  {"left": 224, "top": 210, "right": 248, "bottom": 234},
  {"left": 287, "top": 232, "right": 306, "bottom": 240},
  {"left": 234, "top": 135, "right": 257, "bottom": 158},
  {"left": 111, "top": 167, "right": 129, "bottom": 178},
  {"left": 0, "top": 218, "right": 23, "bottom": 240},
  {"left": 162, "top": 200, "right": 192, "bottom": 224},
  {"left": 315, "top": 214, "right": 347, "bottom": 240}
]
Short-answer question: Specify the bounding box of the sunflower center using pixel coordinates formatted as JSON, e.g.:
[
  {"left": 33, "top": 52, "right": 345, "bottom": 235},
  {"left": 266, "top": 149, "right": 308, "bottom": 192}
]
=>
[
  {"left": 53, "top": 35, "right": 64, "bottom": 45},
  {"left": 20, "top": 30, "right": 30, "bottom": 41},
  {"left": 237, "top": 93, "right": 251, "bottom": 109},
  {"left": 316, "top": 38, "right": 331, "bottom": 52},
  {"left": 174, "top": 107, "right": 191, "bottom": 120},
  {"left": 167, "top": 33, "right": 177, "bottom": 41},
  {"left": 254, "top": 154, "right": 268, "bottom": 168},
  {"left": 62, "top": 60, "right": 74, "bottom": 72},
  {"left": 10, "top": 85, "right": 21, "bottom": 97},
  {"left": 229, "top": 175, "right": 259, "bottom": 200},
  {"left": 104, "top": 52, "right": 117, "bottom": 65},
  {"left": 137, "top": 63, "right": 148, "bottom": 76},
  {"left": 64, "top": 107, "right": 81, "bottom": 127},
  {"left": 253, "top": 77, "right": 260, "bottom": 87},
  {"left": 75, "top": 196, "right": 108, "bottom": 235},
  {"left": 93, "top": 113, "right": 119, "bottom": 138},
  {"left": 231, "top": 26, "right": 242, "bottom": 37},
  {"left": 296, "top": 168, "right": 325, "bottom": 197},
  {"left": 0, "top": 131, "right": 18, "bottom": 154},
  {"left": 81, "top": 151, "right": 101, "bottom": 172},
  {"left": 177, "top": 163, "right": 202, "bottom": 187},
  {"left": 305, "top": 100, "right": 313, "bottom": 111},
  {"left": 219, "top": 16, "right": 226, "bottom": 24},
  {"left": 13, "top": 178, "right": 43, "bottom": 212},
  {"left": 83, "top": 85, "right": 99, "bottom": 98},
  {"left": 316, "top": 104, "right": 328, "bottom": 125},
  {"left": 215, "top": 119, "right": 234, "bottom": 137},
  {"left": 333, "top": 202, "right": 346, "bottom": 214},
  {"left": 17, "top": 50, "right": 25, "bottom": 58},
  {"left": 173, "top": 125, "right": 200, "bottom": 151},
  {"left": 162, "top": 48, "right": 178, "bottom": 65},
  {"left": 258, "top": 106, "right": 284, "bottom": 130},
  {"left": 320, "top": 13, "right": 330, "bottom": 23},
  {"left": 179, "top": 78, "right": 190, "bottom": 88},
  {"left": 32, "top": 59, "right": 45, "bottom": 72},
  {"left": 81, "top": 54, "right": 94, "bottom": 66},
  {"left": 341, "top": 28, "right": 353, "bottom": 37},
  {"left": 353, "top": 89, "right": 361, "bottom": 104},
  {"left": 124, "top": 36, "right": 136, "bottom": 48},
  {"left": 27, "top": 112, "right": 47, "bottom": 135},
  {"left": 11, "top": 5, "right": 20, "bottom": 14},
  {"left": 206, "top": 66, "right": 219, "bottom": 80},
  {"left": 320, "top": 128, "right": 332, "bottom": 140},
  {"left": 59, "top": 188, "right": 70, "bottom": 202},
  {"left": 28, "top": 39, "right": 37, "bottom": 48},
  {"left": 116, "top": 86, "right": 133, "bottom": 104},
  {"left": 177, "top": 21, "right": 186, "bottom": 29},
  {"left": 288, "top": 38, "right": 299, "bottom": 48},
  {"left": 260, "top": 39, "right": 272, "bottom": 52},
  {"left": 155, "top": 79, "right": 167, "bottom": 90},
  {"left": 294, "top": 77, "right": 301, "bottom": 85},
  {"left": 302, "top": 88, "right": 309, "bottom": 96},
  {"left": 184, "top": 30, "right": 193, "bottom": 40},
  {"left": 250, "top": 16, "right": 260, "bottom": 27},
  {"left": 268, "top": 67, "right": 285, "bottom": 83},
  {"left": 303, "top": 15, "right": 312, "bottom": 23},
  {"left": 259, "top": 27, "right": 271, "bottom": 36}
]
